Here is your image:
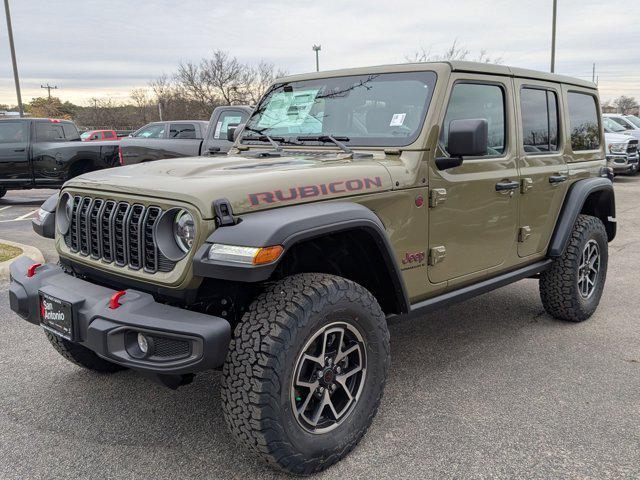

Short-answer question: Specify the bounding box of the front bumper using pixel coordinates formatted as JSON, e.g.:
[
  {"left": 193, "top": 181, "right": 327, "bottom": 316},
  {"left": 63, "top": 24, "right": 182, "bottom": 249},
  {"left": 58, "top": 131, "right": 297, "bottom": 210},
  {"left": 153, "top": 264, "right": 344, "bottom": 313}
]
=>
[
  {"left": 9, "top": 256, "right": 231, "bottom": 375},
  {"left": 607, "top": 154, "right": 636, "bottom": 174}
]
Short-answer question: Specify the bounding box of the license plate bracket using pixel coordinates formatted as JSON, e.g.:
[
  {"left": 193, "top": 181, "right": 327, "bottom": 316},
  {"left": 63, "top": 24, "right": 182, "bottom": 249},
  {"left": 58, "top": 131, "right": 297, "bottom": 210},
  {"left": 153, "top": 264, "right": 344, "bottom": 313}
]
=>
[{"left": 39, "top": 291, "right": 75, "bottom": 341}]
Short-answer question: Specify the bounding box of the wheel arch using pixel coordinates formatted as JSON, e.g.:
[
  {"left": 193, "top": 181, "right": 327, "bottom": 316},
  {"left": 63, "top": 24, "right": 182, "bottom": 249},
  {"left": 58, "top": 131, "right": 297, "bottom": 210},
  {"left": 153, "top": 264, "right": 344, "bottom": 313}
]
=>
[
  {"left": 193, "top": 202, "right": 410, "bottom": 315},
  {"left": 548, "top": 177, "right": 616, "bottom": 257}
]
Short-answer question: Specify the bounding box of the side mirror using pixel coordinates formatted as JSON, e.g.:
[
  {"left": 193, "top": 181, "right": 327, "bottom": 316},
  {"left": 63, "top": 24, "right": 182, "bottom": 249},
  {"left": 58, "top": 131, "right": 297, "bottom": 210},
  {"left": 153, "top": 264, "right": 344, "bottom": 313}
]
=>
[
  {"left": 226, "top": 123, "right": 246, "bottom": 142},
  {"left": 436, "top": 118, "right": 488, "bottom": 170}
]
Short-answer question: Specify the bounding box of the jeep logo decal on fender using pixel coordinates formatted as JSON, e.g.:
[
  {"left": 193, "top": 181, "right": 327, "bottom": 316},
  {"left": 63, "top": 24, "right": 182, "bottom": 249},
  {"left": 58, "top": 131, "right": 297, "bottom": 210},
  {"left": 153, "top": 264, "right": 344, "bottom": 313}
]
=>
[
  {"left": 248, "top": 176, "right": 383, "bottom": 206},
  {"left": 401, "top": 251, "right": 426, "bottom": 270}
]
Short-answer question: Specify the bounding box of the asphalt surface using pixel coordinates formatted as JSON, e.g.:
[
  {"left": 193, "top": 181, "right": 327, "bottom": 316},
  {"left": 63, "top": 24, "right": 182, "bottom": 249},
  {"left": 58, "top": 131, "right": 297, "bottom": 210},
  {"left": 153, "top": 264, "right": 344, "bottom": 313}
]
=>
[{"left": 0, "top": 182, "right": 638, "bottom": 479}]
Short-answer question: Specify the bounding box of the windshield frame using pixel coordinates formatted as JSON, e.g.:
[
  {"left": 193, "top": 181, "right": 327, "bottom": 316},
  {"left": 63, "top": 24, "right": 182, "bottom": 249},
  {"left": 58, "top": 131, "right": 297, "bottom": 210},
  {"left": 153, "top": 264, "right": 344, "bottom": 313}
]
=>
[{"left": 241, "top": 70, "right": 438, "bottom": 148}]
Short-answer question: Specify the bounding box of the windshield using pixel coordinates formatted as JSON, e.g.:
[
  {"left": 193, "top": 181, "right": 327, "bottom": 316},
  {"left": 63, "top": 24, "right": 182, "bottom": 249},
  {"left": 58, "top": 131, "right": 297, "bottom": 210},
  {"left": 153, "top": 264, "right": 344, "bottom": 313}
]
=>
[
  {"left": 603, "top": 117, "right": 626, "bottom": 133},
  {"left": 625, "top": 115, "right": 640, "bottom": 128},
  {"left": 242, "top": 71, "right": 437, "bottom": 147}
]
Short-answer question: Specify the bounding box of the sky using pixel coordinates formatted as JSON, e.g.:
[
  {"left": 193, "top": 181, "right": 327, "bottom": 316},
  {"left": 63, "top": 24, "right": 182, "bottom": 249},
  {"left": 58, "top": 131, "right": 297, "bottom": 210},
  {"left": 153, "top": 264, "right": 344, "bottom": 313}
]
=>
[{"left": 1, "top": 0, "right": 639, "bottom": 106}]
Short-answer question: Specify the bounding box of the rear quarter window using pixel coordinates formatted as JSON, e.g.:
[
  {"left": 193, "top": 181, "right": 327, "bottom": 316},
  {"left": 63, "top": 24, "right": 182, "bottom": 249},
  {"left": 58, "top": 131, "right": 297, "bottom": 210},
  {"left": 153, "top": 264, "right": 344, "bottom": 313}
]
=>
[{"left": 567, "top": 92, "right": 600, "bottom": 151}]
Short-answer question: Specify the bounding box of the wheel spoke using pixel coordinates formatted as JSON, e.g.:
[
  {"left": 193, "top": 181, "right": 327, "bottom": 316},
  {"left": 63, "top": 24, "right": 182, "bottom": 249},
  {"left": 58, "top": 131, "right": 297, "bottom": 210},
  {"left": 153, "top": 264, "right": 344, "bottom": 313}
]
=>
[
  {"left": 337, "top": 364, "right": 362, "bottom": 382},
  {"left": 336, "top": 344, "right": 359, "bottom": 362},
  {"left": 297, "top": 391, "right": 314, "bottom": 415},
  {"left": 310, "top": 391, "right": 329, "bottom": 426},
  {"left": 301, "top": 353, "right": 324, "bottom": 368}
]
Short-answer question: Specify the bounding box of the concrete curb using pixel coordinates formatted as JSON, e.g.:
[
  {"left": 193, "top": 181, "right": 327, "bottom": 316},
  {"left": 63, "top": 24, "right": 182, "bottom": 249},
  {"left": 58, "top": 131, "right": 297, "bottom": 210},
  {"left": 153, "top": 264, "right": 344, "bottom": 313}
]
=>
[{"left": 0, "top": 239, "right": 45, "bottom": 280}]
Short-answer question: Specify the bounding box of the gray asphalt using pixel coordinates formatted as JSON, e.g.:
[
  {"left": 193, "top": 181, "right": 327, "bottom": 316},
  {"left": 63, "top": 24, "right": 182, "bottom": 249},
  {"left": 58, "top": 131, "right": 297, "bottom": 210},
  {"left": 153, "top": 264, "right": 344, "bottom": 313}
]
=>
[{"left": 0, "top": 181, "right": 638, "bottom": 479}]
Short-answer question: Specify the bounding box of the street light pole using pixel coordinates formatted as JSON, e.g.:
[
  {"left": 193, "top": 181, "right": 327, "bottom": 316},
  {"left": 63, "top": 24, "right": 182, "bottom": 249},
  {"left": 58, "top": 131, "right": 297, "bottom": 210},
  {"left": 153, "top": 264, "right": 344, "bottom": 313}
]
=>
[
  {"left": 312, "top": 45, "right": 321, "bottom": 72},
  {"left": 3, "top": 0, "right": 24, "bottom": 116},
  {"left": 550, "top": 0, "right": 557, "bottom": 73}
]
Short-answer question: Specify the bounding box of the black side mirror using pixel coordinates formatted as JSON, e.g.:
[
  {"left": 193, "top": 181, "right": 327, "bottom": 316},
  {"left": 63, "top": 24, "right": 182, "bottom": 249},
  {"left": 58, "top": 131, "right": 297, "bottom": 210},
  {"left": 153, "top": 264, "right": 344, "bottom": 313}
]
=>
[
  {"left": 226, "top": 123, "right": 246, "bottom": 142},
  {"left": 436, "top": 118, "right": 488, "bottom": 170}
]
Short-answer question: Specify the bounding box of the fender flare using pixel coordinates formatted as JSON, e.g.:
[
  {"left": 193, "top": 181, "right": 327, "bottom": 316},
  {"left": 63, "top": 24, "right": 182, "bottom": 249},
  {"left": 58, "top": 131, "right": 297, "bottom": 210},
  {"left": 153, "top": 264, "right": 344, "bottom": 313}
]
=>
[
  {"left": 193, "top": 202, "right": 410, "bottom": 313},
  {"left": 547, "top": 177, "right": 616, "bottom": 257}
]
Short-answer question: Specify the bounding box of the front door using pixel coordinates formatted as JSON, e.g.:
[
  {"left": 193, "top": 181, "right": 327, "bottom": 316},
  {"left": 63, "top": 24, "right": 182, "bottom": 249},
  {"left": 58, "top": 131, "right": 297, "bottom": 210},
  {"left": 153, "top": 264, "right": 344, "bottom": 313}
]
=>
[
  {"left": 0, "top": 121, "right": 31, "bottom": 185},
  {"left": 514, "top": 80, "right": 569, "bottom": 257},
  {"left": 428, "top": 75, "right": 519, "bottom": 285}
]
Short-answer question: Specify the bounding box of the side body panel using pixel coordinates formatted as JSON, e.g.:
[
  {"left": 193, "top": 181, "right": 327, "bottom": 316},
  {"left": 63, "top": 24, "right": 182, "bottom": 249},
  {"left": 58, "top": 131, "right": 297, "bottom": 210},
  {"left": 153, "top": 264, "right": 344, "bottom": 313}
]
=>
[{"left": 0, "top": 119, "right": 31, "bottom": 186}]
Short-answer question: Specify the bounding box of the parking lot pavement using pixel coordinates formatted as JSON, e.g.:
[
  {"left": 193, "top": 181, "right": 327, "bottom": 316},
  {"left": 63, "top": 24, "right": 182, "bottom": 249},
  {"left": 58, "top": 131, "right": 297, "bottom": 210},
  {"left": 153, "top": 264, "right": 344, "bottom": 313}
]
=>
[
  {"left": 0, "top": 189, "right": 59, "bottom": 263},
  {"left": 0, "top": 181, "right": 639, "bottom": 480}
]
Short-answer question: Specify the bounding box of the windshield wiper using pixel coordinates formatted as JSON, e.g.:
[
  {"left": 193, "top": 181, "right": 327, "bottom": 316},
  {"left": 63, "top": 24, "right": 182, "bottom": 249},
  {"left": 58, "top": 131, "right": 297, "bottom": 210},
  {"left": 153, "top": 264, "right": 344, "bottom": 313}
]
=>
[
  {"left": 242, "top": 133, "right": 283, "bottom": 152},
  {"left": 296, "top": 135, "right": 352, "bottom": 154}
]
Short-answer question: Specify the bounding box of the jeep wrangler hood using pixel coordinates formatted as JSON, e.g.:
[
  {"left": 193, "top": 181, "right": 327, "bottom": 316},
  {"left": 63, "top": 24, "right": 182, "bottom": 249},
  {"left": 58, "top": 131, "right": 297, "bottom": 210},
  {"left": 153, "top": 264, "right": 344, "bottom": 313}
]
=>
[{"left": 64, "top": 153, "right": 393, "bottom": 218}]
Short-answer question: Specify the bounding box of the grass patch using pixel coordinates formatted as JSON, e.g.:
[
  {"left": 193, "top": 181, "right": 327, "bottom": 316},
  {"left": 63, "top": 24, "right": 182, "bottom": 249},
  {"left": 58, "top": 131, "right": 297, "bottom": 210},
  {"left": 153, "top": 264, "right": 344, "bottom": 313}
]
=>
[{"left": 0, "top": 243, "right": 22, "bottom": 262}]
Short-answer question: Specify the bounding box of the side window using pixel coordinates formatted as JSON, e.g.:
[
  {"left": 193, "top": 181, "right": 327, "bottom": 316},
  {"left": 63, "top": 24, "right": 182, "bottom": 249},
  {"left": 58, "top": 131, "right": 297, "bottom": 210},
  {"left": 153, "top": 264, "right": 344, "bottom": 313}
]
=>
[
  {"left": 213, "top": 111, "right": 248, "bottom": 140},
  {"left": 568, "top": 92, "right": 600, "bottom": 151},
  {"left": 0, "top": 122, "right": 28, "bottom": 144},
  {"left": 104, "top": 131, "right": 115, "bottom": 139},
  {"left": 133, "top": 124, "right": 165, "bottom": 139},
  {"left": 521, "top": 88, "right": 559, "bottom": 153},
  {"left": 169, "top": 123, "right": 196, "bottom": 139},
  {"left": 442, "top": 83, "right": 506, "bottom": 156},
  {"left": 35, "top": 122, "right": 65, "bottom": 142},
  {"left": 62, "top": 123, "right": 80, "bottom": 140}
]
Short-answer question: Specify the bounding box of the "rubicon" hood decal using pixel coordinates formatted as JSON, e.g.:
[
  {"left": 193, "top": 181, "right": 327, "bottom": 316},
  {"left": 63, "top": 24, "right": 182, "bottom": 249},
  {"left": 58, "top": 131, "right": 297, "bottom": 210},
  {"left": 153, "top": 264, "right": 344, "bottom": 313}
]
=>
[{"left": 248, "top": 176, "right": 383, "bottom": 206}]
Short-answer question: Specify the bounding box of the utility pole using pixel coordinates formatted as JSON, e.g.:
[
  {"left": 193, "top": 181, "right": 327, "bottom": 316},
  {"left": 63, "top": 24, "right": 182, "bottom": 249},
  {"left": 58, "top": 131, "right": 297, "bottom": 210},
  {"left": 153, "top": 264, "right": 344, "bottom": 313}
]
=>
[
  {"left": 41, "top": 83, "right": 58, "bottom": 99},
  {"left": 591, "top": 63, "right": 597, "bottom": 84},
  {"left": 3, "top": 0, "right": 24, "bottom": 116},
  {"left": 550, "top": 0, "right": 557, "bottom": 73},
  {"left": 312, "top": 45, "right": 321, "bottom": 72}
]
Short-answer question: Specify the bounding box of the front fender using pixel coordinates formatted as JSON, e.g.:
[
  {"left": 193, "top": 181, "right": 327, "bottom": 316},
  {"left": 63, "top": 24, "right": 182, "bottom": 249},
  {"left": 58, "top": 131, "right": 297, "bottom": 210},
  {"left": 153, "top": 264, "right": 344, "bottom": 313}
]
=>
[{"left": 193, "top": 202, "right": 410, "bottom": 312}]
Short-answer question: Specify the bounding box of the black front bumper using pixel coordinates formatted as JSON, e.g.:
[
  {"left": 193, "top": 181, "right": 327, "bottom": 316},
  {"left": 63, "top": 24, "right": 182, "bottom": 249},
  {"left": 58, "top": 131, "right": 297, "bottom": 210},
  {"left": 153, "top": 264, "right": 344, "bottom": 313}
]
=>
[{"left": 9, "top": 256, "right": 231, "bottom": 375}]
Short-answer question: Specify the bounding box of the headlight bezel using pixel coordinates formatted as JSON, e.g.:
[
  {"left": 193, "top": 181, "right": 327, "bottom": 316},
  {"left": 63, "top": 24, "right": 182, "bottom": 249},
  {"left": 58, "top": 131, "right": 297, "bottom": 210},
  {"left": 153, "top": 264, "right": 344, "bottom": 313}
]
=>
[{"left": 155, "top": 207, "right": 197, "bottom": 262}]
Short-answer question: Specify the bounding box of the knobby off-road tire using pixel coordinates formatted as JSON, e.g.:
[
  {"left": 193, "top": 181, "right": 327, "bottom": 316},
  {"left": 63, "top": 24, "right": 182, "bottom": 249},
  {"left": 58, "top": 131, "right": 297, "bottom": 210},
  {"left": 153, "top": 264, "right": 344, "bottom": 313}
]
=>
[
  {"left": 221, "top": 273, "right": 390, "bottom": 475},
  {"left": 540, "top": 214, "right": 608, "bottom": 322},
  {"left": 44, "top": 331, "right": 125, "bottom": 373}
]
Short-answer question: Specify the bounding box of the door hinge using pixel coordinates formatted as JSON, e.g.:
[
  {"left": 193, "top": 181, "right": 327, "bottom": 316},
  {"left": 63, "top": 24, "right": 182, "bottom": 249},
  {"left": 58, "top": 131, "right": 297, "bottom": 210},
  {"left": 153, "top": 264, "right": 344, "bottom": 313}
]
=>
[
  {"left": 518, "top": 226, "right": 531, "bottom": 243},
  {"left": 428, "top": 246, "right": 446, "bottom": 266},
  {"left": 429, "top": 188, "right": 447, "bottom": 208},
  {"left": 521, "top": 178, "right": 533, "bottom": 194}
]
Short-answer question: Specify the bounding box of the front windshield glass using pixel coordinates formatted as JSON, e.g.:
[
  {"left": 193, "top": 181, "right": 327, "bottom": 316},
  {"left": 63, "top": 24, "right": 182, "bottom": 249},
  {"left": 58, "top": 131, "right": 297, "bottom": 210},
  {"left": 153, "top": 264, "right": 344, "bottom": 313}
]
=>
[
  {"left": 603, "top": 117, "right": 626, "bottom": 133},
  {"left": 242, "top": 71, "right": 437, "bottom": 147},
  {"left": 625, "top": 115, "right": 640, "bottom": 128}
]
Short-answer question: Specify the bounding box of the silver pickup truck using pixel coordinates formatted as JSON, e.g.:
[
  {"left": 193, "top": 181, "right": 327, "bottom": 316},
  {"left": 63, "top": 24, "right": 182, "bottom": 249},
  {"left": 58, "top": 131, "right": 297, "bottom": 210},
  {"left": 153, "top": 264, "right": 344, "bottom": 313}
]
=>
[{"left": 120, "top": 105, "right": 251, "bottom": 165}]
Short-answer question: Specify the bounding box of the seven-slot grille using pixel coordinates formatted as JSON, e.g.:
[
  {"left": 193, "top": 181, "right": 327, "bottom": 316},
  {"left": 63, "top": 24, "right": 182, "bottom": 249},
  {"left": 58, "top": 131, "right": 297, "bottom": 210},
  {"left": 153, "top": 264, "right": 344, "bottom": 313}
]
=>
[{"left": 64, "top": 195, "right": 175, "bottom": 273}]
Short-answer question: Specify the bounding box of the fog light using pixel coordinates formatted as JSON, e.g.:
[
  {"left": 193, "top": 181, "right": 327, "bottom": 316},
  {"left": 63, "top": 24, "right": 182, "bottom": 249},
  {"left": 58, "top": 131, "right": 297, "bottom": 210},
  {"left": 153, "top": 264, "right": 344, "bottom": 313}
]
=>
[{"left": 137, "top": 333, "right": 149, "bottom": 355}]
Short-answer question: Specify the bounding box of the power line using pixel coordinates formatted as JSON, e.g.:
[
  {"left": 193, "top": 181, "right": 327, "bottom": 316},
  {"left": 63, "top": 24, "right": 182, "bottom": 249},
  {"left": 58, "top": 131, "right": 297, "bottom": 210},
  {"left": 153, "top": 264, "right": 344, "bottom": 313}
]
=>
[{"left": 41, "top": 83, "right": 58, "bottom": 99}]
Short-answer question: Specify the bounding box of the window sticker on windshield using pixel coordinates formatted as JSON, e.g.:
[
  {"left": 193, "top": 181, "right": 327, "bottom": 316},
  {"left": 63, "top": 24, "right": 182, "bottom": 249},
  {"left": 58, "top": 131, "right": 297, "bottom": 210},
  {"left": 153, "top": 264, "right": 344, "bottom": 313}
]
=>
[
  {"left": 256, "top": 89, "right": 320, "bottom": 130},
  {"left": 214, "top": 121, "right": 223, "bottom": 139},
  {"left": 390, "top": 113, "right": 406, "bottom": 127}
]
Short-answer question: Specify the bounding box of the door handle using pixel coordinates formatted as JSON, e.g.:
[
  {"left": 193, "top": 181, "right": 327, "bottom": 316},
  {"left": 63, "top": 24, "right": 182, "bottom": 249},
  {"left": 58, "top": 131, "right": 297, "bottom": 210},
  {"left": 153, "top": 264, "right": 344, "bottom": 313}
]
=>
[
  {"left": 549, "top": 174, "right": 568, "bottom": 184},
  {"left": 495, "top": 180, "right": 520, "bottom": 192},
  {"left": 13, "top": 148, "right": 25, "bottom": 152}
]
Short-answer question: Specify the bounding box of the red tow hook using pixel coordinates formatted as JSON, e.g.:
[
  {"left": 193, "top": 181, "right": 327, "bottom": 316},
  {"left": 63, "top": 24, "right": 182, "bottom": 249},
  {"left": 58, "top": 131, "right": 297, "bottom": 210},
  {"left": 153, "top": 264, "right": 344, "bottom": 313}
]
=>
[
  {"left": 27, "top": 263, "right": 42, "bottom": 278},
  {"left": 109, "top": 290, "right": 127, "bottom": 310}
]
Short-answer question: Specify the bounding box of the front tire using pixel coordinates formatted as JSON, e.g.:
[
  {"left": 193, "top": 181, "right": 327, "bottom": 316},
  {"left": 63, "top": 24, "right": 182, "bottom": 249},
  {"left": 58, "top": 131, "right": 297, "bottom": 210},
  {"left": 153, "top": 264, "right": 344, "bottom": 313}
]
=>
[
  {"left": 221, "top": 273, "right": 390, "bottom": 475},
  {"left": 45, "top": 331, "right": 126, "bottom": 373},
  {"left": 539, "top": 214, "right": 608, "bottom": 322}
]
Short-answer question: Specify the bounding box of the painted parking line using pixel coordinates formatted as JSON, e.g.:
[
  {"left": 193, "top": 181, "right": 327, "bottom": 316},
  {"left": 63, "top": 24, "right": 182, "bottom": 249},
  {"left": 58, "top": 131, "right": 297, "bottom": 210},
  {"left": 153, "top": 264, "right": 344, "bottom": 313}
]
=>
[
  {"left": 14, "top": 209, "right": 39, "bottom": 221},
  {"left": 0, "top": 206, "right": 11, "bottom": 212}
]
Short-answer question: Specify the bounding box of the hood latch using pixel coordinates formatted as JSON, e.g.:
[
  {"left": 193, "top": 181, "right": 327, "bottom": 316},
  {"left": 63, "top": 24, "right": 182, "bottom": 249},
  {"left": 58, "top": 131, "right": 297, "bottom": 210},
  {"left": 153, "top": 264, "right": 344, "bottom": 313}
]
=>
[{"left": 213, "top": 198, "right": 236, "bottom": 227}]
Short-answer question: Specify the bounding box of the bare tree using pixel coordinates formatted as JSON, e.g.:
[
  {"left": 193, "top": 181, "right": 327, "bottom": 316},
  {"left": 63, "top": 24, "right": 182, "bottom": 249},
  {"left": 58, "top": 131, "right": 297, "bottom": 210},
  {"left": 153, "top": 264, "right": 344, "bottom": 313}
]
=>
[
  {"left": 245, "top": 61, "right": 288, "bottom": 105},
  {"left": 613, "top": 95, "right": 638, "bottom": 114},
  {"left": 406, "top": 39, "right": 502, "bottom": 64}
]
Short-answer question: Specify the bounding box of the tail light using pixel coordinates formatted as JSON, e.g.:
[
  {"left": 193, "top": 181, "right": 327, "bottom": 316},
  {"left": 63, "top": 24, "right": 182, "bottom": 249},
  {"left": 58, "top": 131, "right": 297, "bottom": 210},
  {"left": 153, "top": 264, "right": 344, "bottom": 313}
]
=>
[{"left": 118, "top": 145, "right": 124, "bottom": 166}]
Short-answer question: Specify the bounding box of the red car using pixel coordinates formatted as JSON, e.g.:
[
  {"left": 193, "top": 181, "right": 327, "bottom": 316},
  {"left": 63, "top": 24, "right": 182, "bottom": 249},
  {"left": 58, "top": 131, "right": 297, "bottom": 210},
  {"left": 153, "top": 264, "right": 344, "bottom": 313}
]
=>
[{"left": 80, "top": 129, "right": 118, "bottom": 141}]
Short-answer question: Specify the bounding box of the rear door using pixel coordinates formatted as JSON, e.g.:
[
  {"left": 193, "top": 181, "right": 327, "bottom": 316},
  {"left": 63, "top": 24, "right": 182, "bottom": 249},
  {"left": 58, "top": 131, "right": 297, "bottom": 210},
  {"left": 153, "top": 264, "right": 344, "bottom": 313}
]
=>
[
  {"left": 428, "top": 74, "right": 520, "bottom": 285},
  {"left": 0, "top": 121, "right": 30, "bottom": 184},
  {"left": 202, "top": 108, "right": 250, "bottom": 155},
  {"left": 514, "top": 79, "right": 569, "bottom": 257}
]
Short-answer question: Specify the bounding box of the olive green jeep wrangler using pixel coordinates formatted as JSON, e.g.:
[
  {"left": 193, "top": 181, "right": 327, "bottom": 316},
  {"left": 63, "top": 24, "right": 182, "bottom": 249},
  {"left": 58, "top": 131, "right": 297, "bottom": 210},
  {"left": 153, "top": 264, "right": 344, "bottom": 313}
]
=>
[{"left": 12, "top": 61, "right": 615, "bottom": 475}]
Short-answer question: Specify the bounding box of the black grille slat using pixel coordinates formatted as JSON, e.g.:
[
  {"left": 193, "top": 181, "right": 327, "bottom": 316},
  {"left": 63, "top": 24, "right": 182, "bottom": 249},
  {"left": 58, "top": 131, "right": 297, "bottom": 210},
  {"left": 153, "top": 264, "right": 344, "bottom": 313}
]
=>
[{"left": 62, "top": 196, "right": 175, "bottom": 274}]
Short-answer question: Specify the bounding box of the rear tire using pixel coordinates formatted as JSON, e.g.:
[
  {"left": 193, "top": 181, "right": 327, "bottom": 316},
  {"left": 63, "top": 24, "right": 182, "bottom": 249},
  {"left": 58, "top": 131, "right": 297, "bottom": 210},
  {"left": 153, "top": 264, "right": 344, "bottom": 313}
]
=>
[
  {"left": 221, "top": 273, "right": 390, "bottom": 475},
  {"left": 45, "top": 331, "right": 125, "bottom": 373},
  {"left": 539, "top": 214, "right": 608, "bottom": 322}
]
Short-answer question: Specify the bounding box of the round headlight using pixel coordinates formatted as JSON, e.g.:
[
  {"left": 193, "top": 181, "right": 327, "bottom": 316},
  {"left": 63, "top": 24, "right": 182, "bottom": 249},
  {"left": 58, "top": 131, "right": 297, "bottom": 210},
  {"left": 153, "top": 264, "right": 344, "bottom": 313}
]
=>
[
  {"left": 174, "top": 210, "right": 195, "bottom": 253},
  {"left": 56, "top": 192, "right": 73, "bottom": 235}
]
